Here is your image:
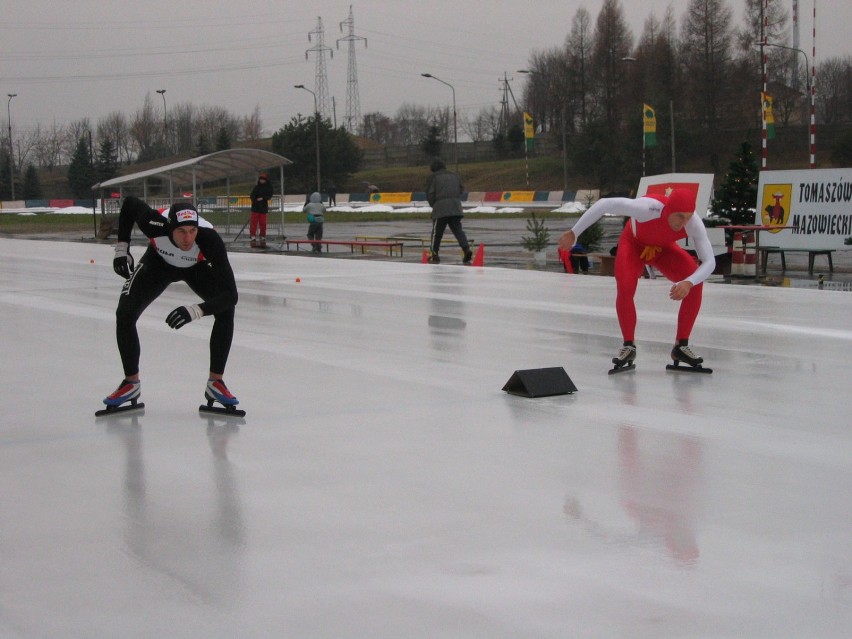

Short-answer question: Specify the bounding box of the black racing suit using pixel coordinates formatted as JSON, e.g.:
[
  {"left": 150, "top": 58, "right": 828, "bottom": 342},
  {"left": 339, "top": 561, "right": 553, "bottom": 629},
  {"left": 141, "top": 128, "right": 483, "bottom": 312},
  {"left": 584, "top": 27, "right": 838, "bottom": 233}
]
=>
[{"left": 115, "top": 197, "right": 239, "bottom": 377}]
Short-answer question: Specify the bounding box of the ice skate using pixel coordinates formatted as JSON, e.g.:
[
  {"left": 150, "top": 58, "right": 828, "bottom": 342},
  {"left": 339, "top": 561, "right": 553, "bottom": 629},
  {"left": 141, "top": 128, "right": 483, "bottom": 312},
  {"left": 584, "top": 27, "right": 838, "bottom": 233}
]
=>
[
  {"left": 428, "top": 253, "right": 440, "bottom": 264},
  {"left": 96, "top": 379, "right": 144, "bottom": 416},
  {"left": 250, "top": 237, "right": 258, "bottom": 249},
  {"left": 666, "top": 343, "right": 712, "bottom": 374},
  {"left": 259, "top": 236, "right": 267, "bottom": 249},
  {"left": 462, "top": 248, "right": 473, "bottom": 264},
  {"left": 200, "top": 378, "right": 246, "bottom": 417},
  {"left": 609, "top": 344, "right": 636, "bottom": 375}
]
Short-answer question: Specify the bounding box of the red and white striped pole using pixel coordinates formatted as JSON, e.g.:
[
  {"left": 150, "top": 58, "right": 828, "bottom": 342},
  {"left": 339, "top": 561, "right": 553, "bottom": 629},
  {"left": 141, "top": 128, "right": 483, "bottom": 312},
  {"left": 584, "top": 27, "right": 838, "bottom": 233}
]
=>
[
  {"left": 760, "top": 1, "right": 768, "bottom": 169},
  {"left": 809, "top": 0, "right": 817, "bottom": 168}
]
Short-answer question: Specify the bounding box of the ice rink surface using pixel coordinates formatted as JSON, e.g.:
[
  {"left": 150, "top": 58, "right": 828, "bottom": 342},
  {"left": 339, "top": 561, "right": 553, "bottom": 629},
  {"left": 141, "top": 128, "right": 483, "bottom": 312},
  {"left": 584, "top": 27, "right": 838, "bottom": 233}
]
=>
[{"left": 2, "top": 237, "right": 851, "bottom": 638}]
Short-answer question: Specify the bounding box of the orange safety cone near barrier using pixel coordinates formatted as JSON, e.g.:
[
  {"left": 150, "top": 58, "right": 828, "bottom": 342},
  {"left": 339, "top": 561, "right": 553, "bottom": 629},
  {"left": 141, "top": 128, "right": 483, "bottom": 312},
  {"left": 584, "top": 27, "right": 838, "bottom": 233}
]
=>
[
  {"left": 421, "top": 249, "right": 429, "bottom": 264},
  {"left": 558, "top": 248, "right": 574, "bottom": 273},
  {"left": 731, "top": 232, "right": 745, "bottom": 276},
  {"left": 471, "top": 244, "right": 485, "bottom": 267}
]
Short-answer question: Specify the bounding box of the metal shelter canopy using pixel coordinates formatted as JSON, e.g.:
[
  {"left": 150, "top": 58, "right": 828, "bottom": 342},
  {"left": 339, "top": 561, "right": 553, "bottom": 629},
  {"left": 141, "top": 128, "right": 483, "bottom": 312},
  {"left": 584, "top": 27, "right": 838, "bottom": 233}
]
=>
[{"left": 91, "top": 148, "right": 293, "bottom": 202}]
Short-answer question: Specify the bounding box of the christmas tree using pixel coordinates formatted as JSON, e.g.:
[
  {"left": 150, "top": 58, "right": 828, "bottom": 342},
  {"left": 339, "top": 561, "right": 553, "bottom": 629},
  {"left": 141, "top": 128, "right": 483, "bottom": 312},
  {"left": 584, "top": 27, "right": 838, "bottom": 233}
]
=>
[{"left": 711, "top": 141, "right": 759, "bottom": 226}]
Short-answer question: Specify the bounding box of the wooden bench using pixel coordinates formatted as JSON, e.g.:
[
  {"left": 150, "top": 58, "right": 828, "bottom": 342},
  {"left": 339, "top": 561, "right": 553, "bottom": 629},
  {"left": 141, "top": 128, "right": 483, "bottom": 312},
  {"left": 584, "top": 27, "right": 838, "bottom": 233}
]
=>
[
  {"left": 757, "top": 247, "right": 835, "bottom": 275},
  {"left": 284, "top": 239, "right": 404, "bottom": 256},
  {"left": 587, "top": 252, "right": 616, "bottom": 276},
  {"left": 355, "top": 235, "right": 430, "bottom": 247}
]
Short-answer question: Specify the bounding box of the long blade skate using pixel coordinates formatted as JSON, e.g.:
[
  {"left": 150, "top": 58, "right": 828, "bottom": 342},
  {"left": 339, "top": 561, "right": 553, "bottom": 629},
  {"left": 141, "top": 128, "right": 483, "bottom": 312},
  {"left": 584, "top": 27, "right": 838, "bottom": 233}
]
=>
[
  {"left": 200, "top": 394, "right": 246, "bottom": 418},
  {"left": 608, "top": 361, "right": 636, "bottom": 375},
  {"left": 95, "top": 399, "right": 145, "bottom": 417},
  {"left": 666, "top": 361, "right": 712, "bottom": 374}
]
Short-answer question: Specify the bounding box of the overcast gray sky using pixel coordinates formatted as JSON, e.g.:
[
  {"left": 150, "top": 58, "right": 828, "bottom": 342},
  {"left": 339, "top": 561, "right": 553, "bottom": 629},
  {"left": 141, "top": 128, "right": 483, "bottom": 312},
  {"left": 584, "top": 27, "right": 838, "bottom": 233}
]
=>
[{"left": 2, "top": 0, "right": 846, "bottom": 138}]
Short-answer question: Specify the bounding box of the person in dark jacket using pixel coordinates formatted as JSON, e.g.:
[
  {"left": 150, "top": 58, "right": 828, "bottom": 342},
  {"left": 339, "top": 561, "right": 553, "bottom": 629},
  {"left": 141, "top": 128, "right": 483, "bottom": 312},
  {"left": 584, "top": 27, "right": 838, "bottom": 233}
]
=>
[
  {"left": 425, "top": 158, "right": 471, "bottom": 264},
  {"left": 249, "top": 172, "right": 274, "bottom": 248},
  {"left": 104, "top": 197, "right": 240, "bottom": 410}
]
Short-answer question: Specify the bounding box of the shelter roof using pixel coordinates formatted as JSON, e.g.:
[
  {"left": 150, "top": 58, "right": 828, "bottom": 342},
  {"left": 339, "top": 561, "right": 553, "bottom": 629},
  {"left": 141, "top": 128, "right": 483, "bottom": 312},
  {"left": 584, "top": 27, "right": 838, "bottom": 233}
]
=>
[{"left": 92, "top": 148, "right": 292, "bottom": 191}]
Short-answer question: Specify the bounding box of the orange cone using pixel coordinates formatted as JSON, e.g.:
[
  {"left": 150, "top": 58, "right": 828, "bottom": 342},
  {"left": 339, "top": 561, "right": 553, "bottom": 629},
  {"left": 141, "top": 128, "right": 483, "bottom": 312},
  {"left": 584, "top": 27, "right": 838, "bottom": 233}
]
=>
[
  {"left": 421, "top": 249, "right": 429, "bottom": 264},
  {"left": 471, "top": 244, "right": 485, "bottom": 267}
]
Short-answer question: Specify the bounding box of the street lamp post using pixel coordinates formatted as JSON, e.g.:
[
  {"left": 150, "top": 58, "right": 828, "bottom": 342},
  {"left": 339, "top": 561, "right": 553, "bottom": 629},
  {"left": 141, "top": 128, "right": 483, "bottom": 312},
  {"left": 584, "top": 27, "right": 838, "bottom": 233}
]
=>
[
  {"left": 518, "top": 69, "right": 569, "bottom": 190},
  {"left": 756, "top": 41, "right": 815, "bottom": 168},
  {"left": 7, "top": 94, "right": 16, "bottom": 200},
  {"left": 295, "top": 85, "right": 321, "bottom": 194},
  {"left": 421, "top": 73, "right": 458, "bottom": 175},
  {"left": 156, "top": 89, "right": 167, "bottom": 153}
]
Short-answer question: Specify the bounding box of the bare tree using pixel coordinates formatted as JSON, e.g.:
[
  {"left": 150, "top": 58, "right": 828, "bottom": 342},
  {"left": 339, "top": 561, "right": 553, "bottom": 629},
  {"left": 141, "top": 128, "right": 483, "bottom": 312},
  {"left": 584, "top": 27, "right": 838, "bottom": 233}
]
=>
[
  {"left": 361, "top": 111, "right": 396, "bottom": 145},
  {"left": 242, "top": 105, "right": 264, "bottom": 141},
  {"left": 97, "top": 111, "right": 133, "bottom": 165},
  {"left": 461, "top": 106, "right": 500, "bottom": 142},
  {"left": 680, "top": 0, "right": 736, "bottom": 171},
  {"left": 590, "top": 0, "right": 635, "bottom": 128},
  {"left": 817, "top": 56, "right": 852, "bottom": 125},
  {"left": 130, "top": 94, "right": 161, "bottom": 162},
  {"left": 32, "top": 122, "right": 67, "bottom": 171},
  {"left": 394, "top": 103, "right": 430, "bottom": 146},
  {"left": 565, "top": 7, "right": 594, "bottom": 131}
]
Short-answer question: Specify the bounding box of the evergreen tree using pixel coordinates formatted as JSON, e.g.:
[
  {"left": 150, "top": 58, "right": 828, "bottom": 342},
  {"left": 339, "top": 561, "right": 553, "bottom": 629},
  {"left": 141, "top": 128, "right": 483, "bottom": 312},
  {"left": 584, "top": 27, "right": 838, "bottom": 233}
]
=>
[
  {"left": 95, "top": 137, "right": 119, "bottom": 184},
  {"left": 22, "top": 164, "right": 42, "bottom": 199},
  {"left": 194, "top": 133, "right": 211, "bottom": 157},
  {"left": 506, "top": 123, "right": 526, "bottom": 157},
  {"left": 215, "top": 126, "right": 231, "bottom": 151},
  {"left": 67, "top": 135, "right": 95, "bottom": 199},
  {"left": 271, "top": 115, "right": 362, "bottom": 193},
  {"left": 711, "top": 141, "right": 758, "bottom": 225},
  {"left": 420, "top": 124, "right": 443, "bottom": 158},
  {"left": 0, "top": 148, "right": 11, "bottom": 199}
]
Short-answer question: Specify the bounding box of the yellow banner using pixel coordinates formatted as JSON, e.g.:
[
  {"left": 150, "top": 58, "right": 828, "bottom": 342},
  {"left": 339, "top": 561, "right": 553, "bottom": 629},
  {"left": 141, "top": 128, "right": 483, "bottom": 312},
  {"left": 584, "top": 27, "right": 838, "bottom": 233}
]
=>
[
  {"left": 523, "top": 112, "right": 534, "bottom": 139},
  {"left": 643, "top": 104, "right": 656, "bottom": 134}
]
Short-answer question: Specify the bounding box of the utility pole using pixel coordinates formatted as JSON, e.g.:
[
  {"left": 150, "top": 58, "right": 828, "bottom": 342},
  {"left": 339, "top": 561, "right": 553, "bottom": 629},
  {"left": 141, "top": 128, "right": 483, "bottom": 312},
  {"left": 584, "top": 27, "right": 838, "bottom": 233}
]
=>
[
  {"left": 307, "top": 17, "right": 333, "bottom": 122},
  {"left": 337, "top": 5, "right": 367, "bottom": 135}
]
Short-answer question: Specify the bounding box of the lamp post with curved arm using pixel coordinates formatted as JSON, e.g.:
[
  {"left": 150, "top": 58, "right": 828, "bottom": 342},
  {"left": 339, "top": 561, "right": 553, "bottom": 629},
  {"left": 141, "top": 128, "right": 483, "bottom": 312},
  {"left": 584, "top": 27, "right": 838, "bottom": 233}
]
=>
[
  {"left": 756, "top": 41, "right": 815, "bottom": 168},
  {"left": 7, "top": 94, "right": 17, "bottom": 200},
  {"left": 421, "top": 73, "right": 458, "bottom": 175}
]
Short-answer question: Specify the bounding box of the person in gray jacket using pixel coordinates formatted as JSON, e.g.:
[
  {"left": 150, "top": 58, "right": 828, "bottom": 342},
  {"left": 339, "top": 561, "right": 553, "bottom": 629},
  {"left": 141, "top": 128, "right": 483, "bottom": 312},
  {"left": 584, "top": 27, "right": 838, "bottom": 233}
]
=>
[
  {"left": 425, "top": 158, "right": 472, "bottom": 264},
  {"left": 304, "top": 192, "right": 326, "bottom": 253}
]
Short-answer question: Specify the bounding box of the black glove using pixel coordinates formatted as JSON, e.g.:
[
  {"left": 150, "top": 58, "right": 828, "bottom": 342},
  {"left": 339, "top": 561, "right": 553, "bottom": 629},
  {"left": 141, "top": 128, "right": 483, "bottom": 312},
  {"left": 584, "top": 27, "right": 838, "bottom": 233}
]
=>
[
  {"left": 165, "top": 304, "right": 204, "bottom": 329},
  {"left": 113, "top": 242, "right": 135, "bottom": 279}
]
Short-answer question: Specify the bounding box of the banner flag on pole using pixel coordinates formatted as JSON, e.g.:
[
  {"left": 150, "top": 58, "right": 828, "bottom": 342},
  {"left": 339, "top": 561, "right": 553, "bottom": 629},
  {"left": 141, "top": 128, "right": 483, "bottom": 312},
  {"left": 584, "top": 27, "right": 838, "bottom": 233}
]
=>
[
  {"left": 761, "top": 92, "right": 776, "bottom": 140},
  {"left": 643, "top": 104, "right": 657, "bottom": 147},
  {"left": 523, "top": 112, "right": 535, "bottom": 152}
]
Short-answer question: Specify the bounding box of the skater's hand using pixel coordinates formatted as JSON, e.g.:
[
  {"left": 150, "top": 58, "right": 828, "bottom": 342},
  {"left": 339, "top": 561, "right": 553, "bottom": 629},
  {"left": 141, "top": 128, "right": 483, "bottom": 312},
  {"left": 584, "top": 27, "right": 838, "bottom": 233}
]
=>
[
  {"left": 166, "top": 304, "right": 204, "bottom": 329},
  {"left": 557, "top": 230, "right": 576, "bottom": 252},
  {"left": 113, "top": 242, "right": 135, "bottom": 279},
  {"left": 669, "top": 281, "right": 693, "bottom": 301}
]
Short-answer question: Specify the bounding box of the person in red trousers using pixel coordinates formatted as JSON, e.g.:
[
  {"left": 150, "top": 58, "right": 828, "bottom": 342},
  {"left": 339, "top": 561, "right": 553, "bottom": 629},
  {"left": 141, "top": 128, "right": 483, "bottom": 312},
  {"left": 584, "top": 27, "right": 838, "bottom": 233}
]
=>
[{"left": 557, "top": 189, "right": 715, "bottom": 370}]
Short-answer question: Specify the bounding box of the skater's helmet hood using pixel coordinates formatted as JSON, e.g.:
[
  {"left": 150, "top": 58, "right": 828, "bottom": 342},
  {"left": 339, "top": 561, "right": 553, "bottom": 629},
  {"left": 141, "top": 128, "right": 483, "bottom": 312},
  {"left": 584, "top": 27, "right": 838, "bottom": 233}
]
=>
[
  {"left": 309, "top": 192, "right": 322, "bottom": 203},
  {"left": 430, "top": 158, "right": 446, "bottom": 172},
  {"left": 661, "top": 188, "right": 696, "bottom": 216},
  {"left": 166, "top": 202, "right": 199, "bottom": 230}
]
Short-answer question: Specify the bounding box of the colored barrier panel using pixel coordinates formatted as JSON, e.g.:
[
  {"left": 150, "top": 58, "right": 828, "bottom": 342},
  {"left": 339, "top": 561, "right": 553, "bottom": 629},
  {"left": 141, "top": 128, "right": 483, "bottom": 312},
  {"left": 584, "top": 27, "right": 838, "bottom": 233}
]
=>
[
  {"left": 370, "top": 192, "right": 414, "bottom": 204},
  {"left": 348, "top": 193, "right": 369, "bottom": 202},
  {"left": 561, "top": 191, "right": 576, "bottom": 202},
  {"left": 411, "top": 191, "right": 428, "bottom": 201},
  {"left": 49, "top": 199, "right": 75, "bottom": 208},
  {"left": 534, "top": 191, "right": 551, "bottom": 202},
  {"left": 484, "top": 192, "right": 503, "bottom": 202},
  {"left": 465, "top": 192, "right": 484, "bottom": 203},
  {"left": 501, "top": 191, "right": 535, "bottom": 202}
]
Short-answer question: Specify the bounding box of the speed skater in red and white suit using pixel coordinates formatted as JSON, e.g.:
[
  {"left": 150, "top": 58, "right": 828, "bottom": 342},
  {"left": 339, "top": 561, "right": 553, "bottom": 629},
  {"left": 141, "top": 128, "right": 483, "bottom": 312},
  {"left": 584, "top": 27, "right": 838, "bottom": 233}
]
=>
[{"left": 557, "top": 189, "right": 715, "bottom": 367}]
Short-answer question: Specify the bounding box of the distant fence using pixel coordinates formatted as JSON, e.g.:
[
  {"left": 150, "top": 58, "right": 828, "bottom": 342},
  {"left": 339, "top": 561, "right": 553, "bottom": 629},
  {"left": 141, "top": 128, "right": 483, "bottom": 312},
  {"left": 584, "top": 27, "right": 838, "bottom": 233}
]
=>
[{"left": 1, "top": 187, "right": 600, "bottom": 213}]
